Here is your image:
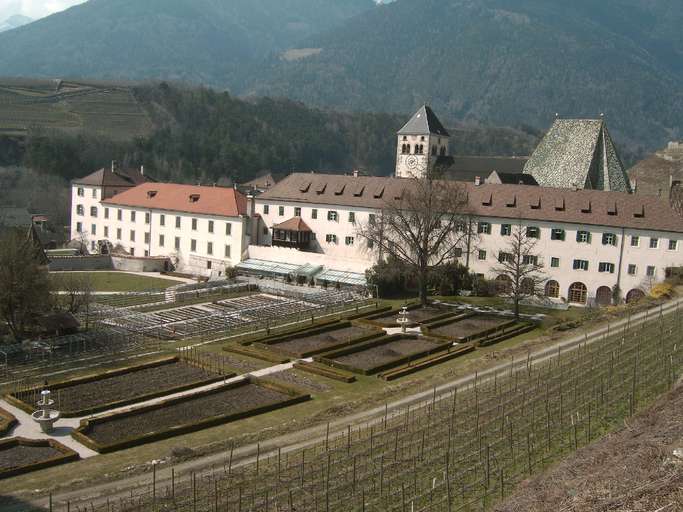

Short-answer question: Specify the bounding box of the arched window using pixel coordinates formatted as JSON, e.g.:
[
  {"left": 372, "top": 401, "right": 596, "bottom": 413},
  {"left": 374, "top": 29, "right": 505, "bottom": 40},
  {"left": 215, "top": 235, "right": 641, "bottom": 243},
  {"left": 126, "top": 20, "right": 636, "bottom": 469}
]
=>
[
  {"left": 626, "top": 289, "right": 645, "bottom": 304},
  {"left": 431, "top": 145, "right": 437, "bottom": 156},
  {"left": 495, "top": 275, "right": 512, "bottom": 295},
  {"left": 545, "top": 280, "right": 560, "bottom": 298},
  {"left": 568, "top": 282, "right": 588, "bottom": 304},
  {"left": 521, "top": 278, "right": 536, "bottom": 295},
  {"left": 596, "top": 286, "right": 612, "bottom": 306},
  {"left": 401, "top": 144, "right": 409, "bottom": 154},
  {"left": 440, "top": 147, "right": 446, "bottom": 156}
]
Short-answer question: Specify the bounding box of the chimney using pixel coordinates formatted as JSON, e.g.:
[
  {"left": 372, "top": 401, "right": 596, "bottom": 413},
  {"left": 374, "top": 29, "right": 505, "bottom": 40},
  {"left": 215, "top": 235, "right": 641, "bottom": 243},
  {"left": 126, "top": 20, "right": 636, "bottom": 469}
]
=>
[
  {"left": 140, "top": 165, "right": 144, "bottom": 176},
  {"left": 474, "top": 176, "right": 482, "bottom": 186},
  {"left": 353, "top": 169, "right": 359, "bottom": 178},
  {"left": 111, "top": 160, "right": 117, "bottom": 172}
]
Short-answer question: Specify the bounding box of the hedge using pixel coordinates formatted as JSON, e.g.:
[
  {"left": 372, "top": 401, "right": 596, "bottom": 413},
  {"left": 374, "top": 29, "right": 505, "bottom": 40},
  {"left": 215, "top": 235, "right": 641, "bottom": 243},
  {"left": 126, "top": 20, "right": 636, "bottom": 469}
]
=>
[
  {"left": 73, "top": 377, "right": 310, "bottom": 454},
  {"left": 379, "top": 345, "right": 476, "bottom": 381},
  {"left": 7, "top": 357, "right": 235, "bottom": 418},
  {"left": 316, "top": 334, "right": 451, "bottom": 376},
  {"left": 0, "top": 408, "right": 17, "bottom": 437},
  {"left": 292, "top": 362, "right": 357, "bottom": 383},
  {"left": 0, "top": 438, "right": 79, "bottom": 480}
]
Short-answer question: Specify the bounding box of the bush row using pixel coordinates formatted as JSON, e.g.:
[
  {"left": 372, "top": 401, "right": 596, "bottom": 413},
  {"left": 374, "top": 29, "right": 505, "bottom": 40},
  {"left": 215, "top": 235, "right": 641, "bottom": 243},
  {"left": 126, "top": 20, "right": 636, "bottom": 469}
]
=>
[{"left": 293, "top": 362, "right": 356, "bottom": 383}]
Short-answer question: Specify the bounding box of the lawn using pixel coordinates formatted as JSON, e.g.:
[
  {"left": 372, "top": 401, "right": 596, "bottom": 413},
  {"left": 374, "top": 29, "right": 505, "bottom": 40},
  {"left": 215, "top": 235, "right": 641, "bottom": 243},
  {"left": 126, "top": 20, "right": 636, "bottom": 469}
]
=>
[{"left": 50, "top": 272, "right": 184, "bottom": 292}]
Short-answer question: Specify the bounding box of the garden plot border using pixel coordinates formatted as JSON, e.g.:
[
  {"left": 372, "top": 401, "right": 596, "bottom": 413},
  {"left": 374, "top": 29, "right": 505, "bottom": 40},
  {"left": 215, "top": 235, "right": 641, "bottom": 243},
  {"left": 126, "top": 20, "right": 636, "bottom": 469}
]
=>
[
  {"left": 72, "top": 377, "right": 310, "bottom": 454},
  {"left": 254, "top": 321, "right": 385, "bottom": 358},
  {"left": 316, "top": 334, "right": 451, "bottom": 376},
  {"left": 0, "top": 437, "right": 79, "bottom": 480},
  {"left": 0, "top": 407, "right": 17, "bottom": 437},
  {"left": 6, "top": 356, "right": 235, "bottom": 418},
  {"left": 421, "top": 314, "right": 519, "bottom": 343},
  {"left": 358, "top": 303, "right": 456, "bottom": 328}
]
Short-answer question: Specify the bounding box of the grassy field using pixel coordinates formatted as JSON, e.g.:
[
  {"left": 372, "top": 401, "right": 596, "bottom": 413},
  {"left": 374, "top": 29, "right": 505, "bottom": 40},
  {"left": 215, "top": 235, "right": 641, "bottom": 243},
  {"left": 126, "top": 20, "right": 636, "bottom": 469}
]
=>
[
  {"left": 50, "top": 272, "right": 183, "bottom": 292},
  {"left": 0, "top": 79, "right": 153, "bottom": 140}
]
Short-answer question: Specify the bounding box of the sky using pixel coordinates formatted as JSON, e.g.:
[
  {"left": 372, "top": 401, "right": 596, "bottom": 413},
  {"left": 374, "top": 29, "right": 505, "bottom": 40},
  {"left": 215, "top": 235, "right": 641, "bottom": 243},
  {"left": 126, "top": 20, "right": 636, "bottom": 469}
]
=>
[{"left": 0, "top": 0, "right": 86, "bottom": 20}]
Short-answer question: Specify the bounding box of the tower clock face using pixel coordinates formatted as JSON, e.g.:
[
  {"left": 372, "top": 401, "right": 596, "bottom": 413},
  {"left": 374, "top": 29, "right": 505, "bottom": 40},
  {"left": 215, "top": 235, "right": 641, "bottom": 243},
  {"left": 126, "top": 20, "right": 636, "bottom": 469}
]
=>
[{"left": 406, "top": 155, "right": 419, "bottom": 169}]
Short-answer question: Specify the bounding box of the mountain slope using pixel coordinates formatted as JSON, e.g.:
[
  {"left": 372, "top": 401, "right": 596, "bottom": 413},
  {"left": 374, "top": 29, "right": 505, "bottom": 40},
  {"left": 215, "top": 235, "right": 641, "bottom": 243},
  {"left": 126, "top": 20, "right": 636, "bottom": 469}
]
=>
[
  {"left": 244, "top": 0, "right": 683, "bottom": 151},
  {"left": 0, "top": 0, "right": 374, "bottom": 87},
  {"left": 0, "top": 15, "right": 33, "bottom": 33}
]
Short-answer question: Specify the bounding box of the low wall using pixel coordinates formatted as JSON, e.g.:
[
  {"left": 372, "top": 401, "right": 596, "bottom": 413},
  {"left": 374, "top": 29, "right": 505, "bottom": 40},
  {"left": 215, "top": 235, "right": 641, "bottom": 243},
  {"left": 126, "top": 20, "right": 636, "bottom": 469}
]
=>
[
  {"left": 112, "top": 255, "right": 168, "bottom": 273},
  {"left": 48, "top": 255, "right": 113, "bottom": 271}
]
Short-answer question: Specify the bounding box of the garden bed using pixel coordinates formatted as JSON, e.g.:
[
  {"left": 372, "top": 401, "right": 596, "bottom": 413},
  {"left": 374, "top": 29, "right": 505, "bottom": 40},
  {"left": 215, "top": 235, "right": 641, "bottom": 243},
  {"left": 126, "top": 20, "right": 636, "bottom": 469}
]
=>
[
  {"left": 73, "top": 378, "right": 310, "bottom": 453},
  {"left": 257, "top": 322, "right": 384, "bottom": 358},
  {"left": 0, "top": 408, "right": 17, "bottom": 437},
  {"left": 0, "top": 438, "right": 79, "bottom": 480},
  {"left": 7, "top": 357, "right": 232, "bottom": 418},
  {"left": 423, "top": 314, "right": 514, "bottom": 342},
  {"left": 360, "top": 304, "right": 454, "bottom": 328},
  {"left": 318, "top": 334, "right": 449, "bottom": 375}
]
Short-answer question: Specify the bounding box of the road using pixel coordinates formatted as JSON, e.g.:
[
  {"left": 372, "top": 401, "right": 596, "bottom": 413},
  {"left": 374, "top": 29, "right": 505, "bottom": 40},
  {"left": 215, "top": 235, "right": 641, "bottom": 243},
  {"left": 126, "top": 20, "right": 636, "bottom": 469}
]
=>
[{"left": 17, "top": 298, "right": 682, "bottom": 511}]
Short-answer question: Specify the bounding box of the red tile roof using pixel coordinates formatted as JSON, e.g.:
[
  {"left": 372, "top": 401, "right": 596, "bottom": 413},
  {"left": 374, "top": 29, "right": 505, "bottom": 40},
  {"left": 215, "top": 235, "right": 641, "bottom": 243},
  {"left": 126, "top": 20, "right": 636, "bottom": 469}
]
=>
[
  {"left": 72, "top": 168, "right": 155, "bottom": 187},
  {"left": 103, "top": 183, "right": 247, "bottom": 217},
  {"left": 273, "top": 216, "right": 312, "bottom": 232}
]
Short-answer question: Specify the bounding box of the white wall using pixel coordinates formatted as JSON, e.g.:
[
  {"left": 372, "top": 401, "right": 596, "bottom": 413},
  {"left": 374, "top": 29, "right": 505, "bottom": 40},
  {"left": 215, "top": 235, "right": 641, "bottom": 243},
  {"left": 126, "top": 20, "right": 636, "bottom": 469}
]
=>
[
  {"left": 70, "top": 184, "right": 103, "bottom": 253},
  {"left": 395, "top": 133, "right": 449, "bottom": 178}
]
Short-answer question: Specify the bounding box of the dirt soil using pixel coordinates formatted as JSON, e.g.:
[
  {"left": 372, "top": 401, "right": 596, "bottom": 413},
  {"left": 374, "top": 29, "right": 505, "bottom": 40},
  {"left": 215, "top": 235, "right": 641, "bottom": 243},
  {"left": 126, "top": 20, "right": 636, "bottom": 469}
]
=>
[
  {"left": 333, "top": 337, "right": 443, "bottom": 371},
  {"left": 0, "top": 445, "right": 63, "bottom": 471},
  {"left": 25, "top": 361, "right": 219, "bottom": 415},
  {"left": 429, "top": 315, "right": 508, "bottom": 340},
  {"left": 495, "top": 382, "right": 683, "bottom": 511},
  {"left": 85, "top": 384, "right": 292, "bottom": 446},
  {"left": 273, "top": 325, "right": 377, "bottom": 355}
]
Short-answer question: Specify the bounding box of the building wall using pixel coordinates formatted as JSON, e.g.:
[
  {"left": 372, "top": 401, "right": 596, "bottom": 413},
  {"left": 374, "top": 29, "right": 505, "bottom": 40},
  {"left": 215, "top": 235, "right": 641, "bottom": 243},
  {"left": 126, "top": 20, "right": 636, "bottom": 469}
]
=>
[
  {"left": 71, "top": 184, "right": 103, "bottom": 252},
  {"left": 395, "top": 133, "right": 449, "bottom": 178}
]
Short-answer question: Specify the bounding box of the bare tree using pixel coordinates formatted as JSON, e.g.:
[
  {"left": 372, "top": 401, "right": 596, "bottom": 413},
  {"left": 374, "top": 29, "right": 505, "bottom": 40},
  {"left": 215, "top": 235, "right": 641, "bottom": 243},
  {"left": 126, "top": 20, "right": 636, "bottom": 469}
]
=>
[
  {"left": 0, "top": 230, "right": 52, "bottom": 341},
  {"left": 56, "top": 273, "right": 94, "bottom": 327},
  {"left": 359, "top": 176, "right": 471, "bottom": 305},
  {"left": 492, "top": 222, "right": 546, "bottom": 319}
]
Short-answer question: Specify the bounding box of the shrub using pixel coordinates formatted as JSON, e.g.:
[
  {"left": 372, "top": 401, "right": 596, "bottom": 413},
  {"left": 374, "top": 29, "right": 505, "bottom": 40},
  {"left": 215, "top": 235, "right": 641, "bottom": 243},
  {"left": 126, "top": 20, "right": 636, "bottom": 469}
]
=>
[{"left": 650, "top": 282, "right": 673, "bottom": 300}]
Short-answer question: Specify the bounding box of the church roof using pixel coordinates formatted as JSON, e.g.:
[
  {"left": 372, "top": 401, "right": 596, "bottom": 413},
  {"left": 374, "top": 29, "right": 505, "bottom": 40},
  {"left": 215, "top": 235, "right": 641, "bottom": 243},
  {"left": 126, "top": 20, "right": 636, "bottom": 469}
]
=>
[
  {"left": 523, "top": 119, "right": 631, "bottom": 193},
  {"left": 398, "top": 106, "right": 449, "bottom": 137},
  {"left": 435, "top": 156, "right": 529, "bottom": 182}
]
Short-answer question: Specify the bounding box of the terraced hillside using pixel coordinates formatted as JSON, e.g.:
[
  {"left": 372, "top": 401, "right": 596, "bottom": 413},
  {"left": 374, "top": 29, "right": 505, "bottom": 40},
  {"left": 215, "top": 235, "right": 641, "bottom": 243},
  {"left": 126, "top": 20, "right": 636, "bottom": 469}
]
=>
[{"left": 0, "top": 78, "right": 153, "bottom": 139}]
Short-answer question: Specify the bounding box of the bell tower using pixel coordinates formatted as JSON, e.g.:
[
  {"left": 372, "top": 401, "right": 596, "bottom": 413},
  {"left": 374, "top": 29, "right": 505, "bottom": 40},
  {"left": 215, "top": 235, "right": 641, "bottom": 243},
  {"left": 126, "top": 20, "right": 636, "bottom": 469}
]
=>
[{"left": 395, "top": 105, "right": 450, "bottom": 179}]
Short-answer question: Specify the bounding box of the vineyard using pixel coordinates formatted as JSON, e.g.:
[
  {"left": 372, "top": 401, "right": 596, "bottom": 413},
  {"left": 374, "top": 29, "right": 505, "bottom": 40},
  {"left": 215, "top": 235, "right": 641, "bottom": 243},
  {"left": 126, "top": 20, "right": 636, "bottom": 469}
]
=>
[{"left": 43, "top": 305, "right": 682, "bottom": 512}]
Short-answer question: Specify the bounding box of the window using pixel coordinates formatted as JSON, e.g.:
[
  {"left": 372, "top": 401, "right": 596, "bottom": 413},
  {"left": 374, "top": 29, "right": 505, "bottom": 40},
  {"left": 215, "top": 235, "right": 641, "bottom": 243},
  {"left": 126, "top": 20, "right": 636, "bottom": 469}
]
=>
[
  {"left": 602, "top": 233, "right": 617, "bottom": 246},
  {"left": 130, "top": 230, "right": 135, "bottom": 242},
  {"left": 598, "top": 262, "right": 615, "bottom": 273},
  {"left": 453, "top": 247, "right": 463, "bottom": 258},
  {"left": 526, "top": 226, "right": 540, "bottom": 239},
  {"left": 668, "top": 240, "right": 678, "bottom": 251},
  {"left": 190, "top": 239, "right": 197, "bottom": 252},
  {"left": 290, "top": 207, "right": 300, "bottom": 217},
  {"left": 192, "top": 218, "right": 198, "bottom": 230},
  {"left": 263, "top": 204, "right": 270, "bottom": 215},
  {"left": 76, "top": 222, "right": 83, "bottom": 233},
  {"left": 76, "top": 205, "right": 84, "bottom": 216},
  {"left": 326, "top": 234, "right": 338, "bottom": 244},
  {"left": 478, "top": 250, "right": 487, "bottom": 261},
  {"left": 348, "top": 212, "right": 355, "bottom": 223},
  {"left": 523, "top": 255, "right": 539, "bottom": 265},
  {"left": 90, "top": 206, "right": 98, "bottom": 218},
  {"left": 208, "top": 220, "right": 214, "bottom": 233},
  {"left": 225, "top": 245, "right": 231, "bottom": 258},
  {"left": 117, "top": 209, "right": 122, "bottom": 221},
  {"left": 345, "top": 236, "right": 355, "bottom": 246},
  {"left": 130, "top": 248, "right": 135, "bottom": 256},
  {"left": 117, "top": 228, "right": 122, "bottom": 240},
  {"left": 577, "top": 231, "right": 591, "bottom": 244},
  {"left": 477, "top": 222, "right": 491, "bottom": 235},
  {"left": 91, "top": 224, "right": 97, "bottom": 236},
  {"left": 92, "top": 188, "right": 97, "bottom": 199},
  {"left": 144, "top": 232, "right": 150, "bottom": 244},
  {"left": 175, "top": 237, "right": 180, "bottom": 250},
  {"left": 262, "top": 227, "right": 268, "bottom": 236},
  {"left": 367, "top": 239, "right": 375, "bottom": 250},
  {"left": 175, "top": 216, "right": 181, "bottom": 229},
  {"left": 104, "top": 226, "right": 109, "bottom": 237},
  {"left": 647, "top": 266, "right": 656, "bottom": 277},
  {"left": 328, "top": 211, "right": 338, "bottom": 222},
  {"left": 207, "top": 261, "right": 212, "bottom": 270},
  {"left": 160, "top": 215, "right": 165, "bottom": 226},
  {"left": 498, "top": 252, "right": 513, "bottom": 263},
  {"left": 144, "top": 250, "right": 149, "bottom": 257},
  {"left": 77, "top": 187, "right": 84, "bottom": 197},
  {"left": 500, "top": 224, "right": 512, "bottom": 236},
  {"left": 369, "top": 214, "right": 376, "bottom": 225},
  {"left": 130, "top": 211, "right": 136, "bottom": 222},
  {"left": 573, "top": 259, "right": 589, "bottom": 271},
  {"left": 104, "top": 208, "right": 109, "bottom": 220},
  {"left": 630, "top": 236, "right": 640, "bottom": 247},
  {"left": 311, "top": 209, "right": 318, "bottom": 220},
  {"left": 551, "top": 257, "right": 560, "bottom": 268},
  {"left": 628, "top": 264, "right": 637, "bottom": 276},
  {"left": 649, "top": 238, "right": 659, "bottom": 249},
  {"left": 226, "top": 223, "right": 232, "bottom": 236},
  {"left": 145, "top": 212, "right": 151, "bottom": 225},
  {"left": 279, "top": 206, "right": 285, "bottom": 216},
  {"left": 159, "top": 234, "right": 165, "bottom": 247},
  {"left": 551, "top": 228, "right": 565, "bottom": 241},
  {"left": 207, "top": 242, "right": 213, "bottom": 255}
]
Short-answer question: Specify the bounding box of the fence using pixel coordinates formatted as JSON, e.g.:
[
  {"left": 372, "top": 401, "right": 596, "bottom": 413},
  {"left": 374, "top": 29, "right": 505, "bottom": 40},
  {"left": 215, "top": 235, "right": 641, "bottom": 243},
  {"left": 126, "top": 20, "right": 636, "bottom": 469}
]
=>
[{"left": 46, "top": 305, "right": 682, "bottom": 512}]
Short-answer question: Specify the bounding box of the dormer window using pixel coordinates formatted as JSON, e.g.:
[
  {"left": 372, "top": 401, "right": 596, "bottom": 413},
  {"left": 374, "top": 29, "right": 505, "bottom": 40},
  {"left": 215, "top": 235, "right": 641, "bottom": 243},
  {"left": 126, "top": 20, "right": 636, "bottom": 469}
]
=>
[
  {"left": 189, "top": 194, "right": 200, "bottom": 203},
  {"left": 147, "top": 190, "right": 158, "bottom": 199}
]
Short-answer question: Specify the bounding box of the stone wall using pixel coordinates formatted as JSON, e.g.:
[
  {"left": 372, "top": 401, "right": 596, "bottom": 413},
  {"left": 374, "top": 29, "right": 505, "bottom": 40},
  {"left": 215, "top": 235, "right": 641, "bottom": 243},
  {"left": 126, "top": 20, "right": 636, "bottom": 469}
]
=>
[{"left": 48, "top": 255, "right": 113, "bottom": 271}]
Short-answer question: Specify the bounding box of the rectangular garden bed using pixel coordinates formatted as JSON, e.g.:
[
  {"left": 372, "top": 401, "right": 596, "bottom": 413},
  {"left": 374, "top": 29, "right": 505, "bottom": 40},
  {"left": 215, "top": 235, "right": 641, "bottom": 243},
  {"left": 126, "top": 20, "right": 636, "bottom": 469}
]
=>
[
  {"left": 73, "top": 378, "right": 310, "bottom": 453},
  {"left": 0, "top": 438, "right": 79, "bottom": 480},
  {"left": 422, "top": 314, "right": 515, "bottom": 342},
  {"left": 0, "top": 408, "right": 17, "bottom": 437},
  {"left": 360, "top": 304, "right": 455, "bottom": 328},
  {"left": 318, "top": 334, "right": 449, "bottom": 375},
  {"left": 7, "top": 357, "right": 234, "bottom": 418},
  {"left": 257, "top": 321, "right": 384, "bottom": 358}
]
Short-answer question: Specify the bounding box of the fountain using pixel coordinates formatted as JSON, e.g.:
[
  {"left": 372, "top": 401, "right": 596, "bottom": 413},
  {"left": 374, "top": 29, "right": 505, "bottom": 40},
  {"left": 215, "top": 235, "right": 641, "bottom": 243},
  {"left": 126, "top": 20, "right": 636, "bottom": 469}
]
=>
[
  {"left": 31, "top": 389, "right": 61, "bottom": 434},
  {"left": 397, "top": 306, "right": 411, "bottom": 333}
]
